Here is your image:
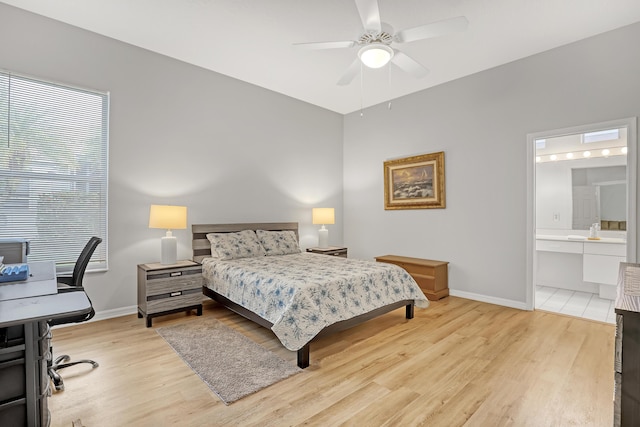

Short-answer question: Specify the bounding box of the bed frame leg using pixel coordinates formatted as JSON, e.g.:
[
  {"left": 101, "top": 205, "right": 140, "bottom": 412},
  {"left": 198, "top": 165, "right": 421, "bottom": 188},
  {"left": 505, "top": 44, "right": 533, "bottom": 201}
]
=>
[
  {"left": 406, "top": 303, "right": 414, "bottom": 319},
  {"left": 297, "top": 344, "right": 310, "bottom": 369}
]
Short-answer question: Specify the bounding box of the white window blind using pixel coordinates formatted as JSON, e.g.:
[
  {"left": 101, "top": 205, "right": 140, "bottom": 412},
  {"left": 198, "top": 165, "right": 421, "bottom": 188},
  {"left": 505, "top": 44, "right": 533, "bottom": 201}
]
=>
[{"left": 0, "top": 71, "right": 108, "bottom": 273}]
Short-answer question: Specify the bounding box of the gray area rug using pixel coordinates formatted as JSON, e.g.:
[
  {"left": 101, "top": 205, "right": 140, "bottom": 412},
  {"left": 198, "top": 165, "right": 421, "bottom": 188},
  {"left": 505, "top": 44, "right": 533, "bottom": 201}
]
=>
[{"left": 157, "top": 318, "right": 301, "bottom": 405}]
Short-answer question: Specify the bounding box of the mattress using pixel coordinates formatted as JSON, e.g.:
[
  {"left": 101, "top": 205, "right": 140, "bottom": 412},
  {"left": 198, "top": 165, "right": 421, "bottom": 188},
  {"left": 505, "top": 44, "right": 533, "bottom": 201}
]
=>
[{"left": 201, "top": 252, "right": 429, "bottom": 351}]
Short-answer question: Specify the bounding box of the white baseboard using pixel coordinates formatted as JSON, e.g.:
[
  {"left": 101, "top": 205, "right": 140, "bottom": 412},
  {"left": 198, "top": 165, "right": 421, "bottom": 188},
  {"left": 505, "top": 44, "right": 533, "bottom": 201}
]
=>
[
  {"left": 52, "top": 305, "right": 138, "bottom": 329},
  {"left": 449, "top": 289, "right": 530, "bottom": 311},
  {"left": 54, "top": 292, "right": 530, "bottom": 328},
  {"left": 93, "top": 305, "right": 138, "bottom": 322}
]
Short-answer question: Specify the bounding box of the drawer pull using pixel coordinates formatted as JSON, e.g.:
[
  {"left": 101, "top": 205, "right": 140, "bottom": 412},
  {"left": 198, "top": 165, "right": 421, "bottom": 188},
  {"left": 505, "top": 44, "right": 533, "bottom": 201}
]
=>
[
  {"left": 170, "top": 291, "right": 182, "bottom": 297},
  {"left": 170, "top": 271, "right": 183, "bottom": 277}
]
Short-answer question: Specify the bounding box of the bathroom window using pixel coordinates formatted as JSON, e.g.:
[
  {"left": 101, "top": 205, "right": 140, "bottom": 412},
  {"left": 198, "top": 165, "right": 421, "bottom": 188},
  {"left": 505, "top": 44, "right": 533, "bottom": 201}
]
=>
[{"left": 582, "top": 129, "right": 620, "bottom": 144}]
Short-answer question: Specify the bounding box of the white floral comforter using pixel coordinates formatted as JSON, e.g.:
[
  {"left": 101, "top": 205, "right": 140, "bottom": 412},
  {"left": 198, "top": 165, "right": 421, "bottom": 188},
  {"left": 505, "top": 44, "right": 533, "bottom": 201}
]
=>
[{"left": 201, "top": 252, "right": 429, "bottom": 351}]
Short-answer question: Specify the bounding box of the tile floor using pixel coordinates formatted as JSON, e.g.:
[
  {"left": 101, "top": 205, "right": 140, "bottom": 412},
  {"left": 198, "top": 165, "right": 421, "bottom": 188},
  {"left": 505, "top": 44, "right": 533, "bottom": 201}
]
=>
[{"left": 535, "top": 286, "right": 616, "bottom": 324}]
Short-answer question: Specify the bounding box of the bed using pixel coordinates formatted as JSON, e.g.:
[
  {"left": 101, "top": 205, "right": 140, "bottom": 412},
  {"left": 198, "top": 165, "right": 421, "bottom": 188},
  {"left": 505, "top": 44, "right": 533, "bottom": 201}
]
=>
[{"left": 192, "top": 222, "right": 429, "bottom": 368}]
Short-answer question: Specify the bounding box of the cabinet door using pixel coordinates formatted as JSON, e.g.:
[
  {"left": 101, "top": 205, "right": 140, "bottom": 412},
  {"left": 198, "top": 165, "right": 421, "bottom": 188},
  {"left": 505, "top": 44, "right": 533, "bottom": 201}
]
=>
[{"left": 583, "top": 254, "right": 625, "bottom": 285}]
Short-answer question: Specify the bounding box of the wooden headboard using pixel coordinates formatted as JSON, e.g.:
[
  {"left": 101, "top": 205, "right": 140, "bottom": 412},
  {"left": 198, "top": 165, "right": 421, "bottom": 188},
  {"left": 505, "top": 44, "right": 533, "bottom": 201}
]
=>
[{"left": 192, "top": 222, "right": 299, "bottom": 263}]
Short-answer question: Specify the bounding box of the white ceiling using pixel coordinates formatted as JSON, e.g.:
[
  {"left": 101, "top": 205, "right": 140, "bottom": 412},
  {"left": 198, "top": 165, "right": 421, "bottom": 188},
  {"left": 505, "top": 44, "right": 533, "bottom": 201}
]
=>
[{"left": 3, "top": 0, "right": 640, "bottom": 114}]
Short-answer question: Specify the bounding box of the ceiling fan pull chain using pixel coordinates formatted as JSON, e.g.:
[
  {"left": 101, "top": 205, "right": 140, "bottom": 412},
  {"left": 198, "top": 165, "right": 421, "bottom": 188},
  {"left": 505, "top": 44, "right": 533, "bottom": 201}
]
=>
[
  {"left": 388, "top": 63, "right": 392, "bottom": 110},
  {"left": 360, "top": 61, "right": 364, "bottom": 117}
]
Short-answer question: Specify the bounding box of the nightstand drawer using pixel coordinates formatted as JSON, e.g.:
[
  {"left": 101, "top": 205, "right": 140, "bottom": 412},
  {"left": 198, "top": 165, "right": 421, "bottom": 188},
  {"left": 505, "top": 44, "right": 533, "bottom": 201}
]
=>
[
  {"left": 145, "top": 271, "right": 203, "bottom": 296},
  {"left": 146, "top": 289, "right": 202, "bottom": 314},
  {"left": 306, "top": 247, "right": 348, "bottom": 258},
  {"left": 325, "top": 249, "right": 347, "bottom": 257}
]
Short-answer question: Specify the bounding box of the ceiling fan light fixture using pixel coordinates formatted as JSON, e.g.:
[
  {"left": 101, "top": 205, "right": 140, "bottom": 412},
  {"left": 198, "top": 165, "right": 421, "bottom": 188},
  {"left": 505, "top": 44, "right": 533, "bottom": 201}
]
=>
[{"left": 358, "top": 44, "right": 393, "bottom": 69}]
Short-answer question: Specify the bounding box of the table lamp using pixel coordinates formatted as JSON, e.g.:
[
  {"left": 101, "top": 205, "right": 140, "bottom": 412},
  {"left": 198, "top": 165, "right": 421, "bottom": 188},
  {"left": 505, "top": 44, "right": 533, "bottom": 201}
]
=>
[
  {"left": 149, "top": 205, "right": 187, "bottom": 265},
  {"left": 312, "top": 207, "right": 334, "bottom": 249}
]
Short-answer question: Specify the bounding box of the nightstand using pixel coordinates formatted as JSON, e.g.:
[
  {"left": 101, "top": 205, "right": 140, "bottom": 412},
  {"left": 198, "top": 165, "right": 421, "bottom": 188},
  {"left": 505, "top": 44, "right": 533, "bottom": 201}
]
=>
[
  {"left": 137, "top": 260, "right": 203, "bottom": 327},
  {"left": 306, "top": 246, "right": 348, "bottom": 258}
]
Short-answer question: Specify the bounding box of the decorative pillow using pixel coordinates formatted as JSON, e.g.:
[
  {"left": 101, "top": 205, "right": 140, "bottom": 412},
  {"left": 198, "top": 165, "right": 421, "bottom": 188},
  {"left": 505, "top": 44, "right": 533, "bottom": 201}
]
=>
[
  {"left": 256, "top": 229, "right": 301, "bottom": 256},
  {"left": 206, "top": 230, "right": 266, "bottom": 260}
]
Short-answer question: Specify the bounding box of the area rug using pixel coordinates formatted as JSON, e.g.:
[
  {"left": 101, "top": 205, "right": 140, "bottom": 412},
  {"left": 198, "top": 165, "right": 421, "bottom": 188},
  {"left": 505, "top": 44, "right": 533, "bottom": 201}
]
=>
[{"left": 156, "top": 318, "right": 302, "bottom": 405}]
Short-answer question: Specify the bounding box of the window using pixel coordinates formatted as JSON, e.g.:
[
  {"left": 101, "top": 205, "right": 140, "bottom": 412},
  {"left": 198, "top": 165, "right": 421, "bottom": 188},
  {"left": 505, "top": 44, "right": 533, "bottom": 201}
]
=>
[
  {"left": 0, "top": 71, "right": 108, "bottom": 273},
  {"left": 582, "top": 129, "right": 620, "bottom": 144}
]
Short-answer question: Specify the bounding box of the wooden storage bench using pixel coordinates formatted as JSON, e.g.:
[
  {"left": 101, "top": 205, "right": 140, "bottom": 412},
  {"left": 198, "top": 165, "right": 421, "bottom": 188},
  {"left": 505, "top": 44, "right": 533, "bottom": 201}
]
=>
[{"left": 375, "top": 255, "right": 449, "bottom": 300}]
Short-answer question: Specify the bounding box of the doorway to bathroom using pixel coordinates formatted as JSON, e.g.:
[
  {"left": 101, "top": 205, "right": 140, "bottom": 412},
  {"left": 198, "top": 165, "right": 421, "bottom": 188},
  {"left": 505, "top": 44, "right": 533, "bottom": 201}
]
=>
[{"left": 527, "top": 118, "right": 637, "bottom": 323}]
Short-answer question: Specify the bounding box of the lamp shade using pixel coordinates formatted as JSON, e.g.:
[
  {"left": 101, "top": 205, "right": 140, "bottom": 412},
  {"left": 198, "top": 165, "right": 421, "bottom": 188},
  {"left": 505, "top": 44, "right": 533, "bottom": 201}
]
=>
[
  {"left": 312, "top": 208, "right": 335, "bottom": 225},
  {"left": 149, "top": 205, "right": 187, "bottom": 230}
]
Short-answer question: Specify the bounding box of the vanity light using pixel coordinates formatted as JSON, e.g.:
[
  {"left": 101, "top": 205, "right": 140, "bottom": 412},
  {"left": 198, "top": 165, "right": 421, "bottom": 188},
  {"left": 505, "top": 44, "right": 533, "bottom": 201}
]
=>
[{"left": 537, "top": 146, "right": 625, "bottom": 163}]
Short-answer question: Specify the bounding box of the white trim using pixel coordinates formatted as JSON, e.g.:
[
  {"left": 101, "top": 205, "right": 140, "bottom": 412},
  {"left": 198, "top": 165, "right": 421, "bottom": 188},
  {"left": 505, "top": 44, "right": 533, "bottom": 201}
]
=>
[
  {"left": 51, "top": 296, "right": 213, "bottom": 327},
  {"left": 526, "top": 117, "right": 638, "bottom": 312},
  {"left": 92, "top": 305, "right": 138, "bottom": 322},
  {"left": 449, "top": 289, "right": 529, "bottom": 311},
  {"left": 526, "top": 129, "right": 536, "bottom": 310},
  {"left": 627, "top": 118, "right": 638, "bottom": 264},
  {"left": 0, "top": 67, "right": 110, "bottom": 96},
  {"left": 50, "top": 305, "right": 138, "bottom": 328}
]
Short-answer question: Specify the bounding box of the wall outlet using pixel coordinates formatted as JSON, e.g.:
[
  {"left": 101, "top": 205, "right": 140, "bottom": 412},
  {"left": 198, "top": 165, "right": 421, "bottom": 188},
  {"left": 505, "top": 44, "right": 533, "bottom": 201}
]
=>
[{"left": 553, "top": 213, "right": 560, "bottom": 222}]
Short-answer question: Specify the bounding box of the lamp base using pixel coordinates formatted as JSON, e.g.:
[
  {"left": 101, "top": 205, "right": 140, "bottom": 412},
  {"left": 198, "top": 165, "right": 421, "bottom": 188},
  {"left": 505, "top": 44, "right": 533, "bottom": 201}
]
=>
[
  {"left": 160, "top": 234, "right": 177, "bottom": 265},
  {"left": 318, "top": 226, "right": 329, "bottom": 249}
]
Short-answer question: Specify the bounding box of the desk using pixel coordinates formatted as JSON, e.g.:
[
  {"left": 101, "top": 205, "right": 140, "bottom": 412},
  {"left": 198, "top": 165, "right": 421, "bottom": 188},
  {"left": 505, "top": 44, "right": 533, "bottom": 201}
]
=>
[
  {"left": 0, "top": 262, "right": 91, "bottom": 427},
  {"left": 0, "top": 292, "right": 91, "bottom": 327},
  {"left": 0, "top": 261, "right": 57, "bottom": 302}
]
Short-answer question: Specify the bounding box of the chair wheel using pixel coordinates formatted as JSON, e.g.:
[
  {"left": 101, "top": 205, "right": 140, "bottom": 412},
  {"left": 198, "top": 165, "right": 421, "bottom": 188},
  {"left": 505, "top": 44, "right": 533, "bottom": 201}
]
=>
[{"left": 51, "top": 374, "right": 64, "bottom": 391}]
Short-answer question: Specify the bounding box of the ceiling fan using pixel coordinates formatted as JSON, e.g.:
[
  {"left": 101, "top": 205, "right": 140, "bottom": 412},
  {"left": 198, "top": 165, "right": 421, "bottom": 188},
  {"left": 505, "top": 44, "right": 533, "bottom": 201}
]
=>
[{"left": 293, "top": 0, "right": 468, "bottom": 85}]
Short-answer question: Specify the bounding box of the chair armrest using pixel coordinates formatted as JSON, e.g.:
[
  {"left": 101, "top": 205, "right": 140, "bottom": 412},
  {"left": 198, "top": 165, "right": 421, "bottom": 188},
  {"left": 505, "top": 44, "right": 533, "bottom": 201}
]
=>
[
  {"left": 57, "top": 286, "right": 85, "bottom": 293},
  {"left": 56, "top": 275, "right": 74, "bottom": 286}
]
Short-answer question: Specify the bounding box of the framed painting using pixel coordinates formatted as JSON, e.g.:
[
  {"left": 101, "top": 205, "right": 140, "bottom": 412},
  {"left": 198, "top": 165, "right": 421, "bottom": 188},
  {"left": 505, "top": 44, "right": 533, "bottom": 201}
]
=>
[{"left": 384, "top": 151, "right": 445, "bottom": 210}]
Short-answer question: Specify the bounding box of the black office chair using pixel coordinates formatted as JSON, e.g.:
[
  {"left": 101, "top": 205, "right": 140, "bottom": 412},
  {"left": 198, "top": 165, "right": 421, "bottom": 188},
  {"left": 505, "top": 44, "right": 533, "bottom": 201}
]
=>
[{"left": 48, "top": 236, "right": 102, "bottom": 391}]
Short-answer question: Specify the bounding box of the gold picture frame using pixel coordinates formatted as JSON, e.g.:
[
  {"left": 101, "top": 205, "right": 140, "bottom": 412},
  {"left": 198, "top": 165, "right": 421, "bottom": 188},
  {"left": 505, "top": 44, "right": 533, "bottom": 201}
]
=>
[{"left": 384, "top": 151, "right": 445, "bottom": 210}]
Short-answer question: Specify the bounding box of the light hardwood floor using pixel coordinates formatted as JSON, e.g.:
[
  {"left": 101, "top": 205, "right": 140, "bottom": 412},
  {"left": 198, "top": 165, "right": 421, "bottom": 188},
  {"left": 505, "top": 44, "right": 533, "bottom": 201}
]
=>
[{"left": 48, "top": 296, "right": 614, "bottom": 426}]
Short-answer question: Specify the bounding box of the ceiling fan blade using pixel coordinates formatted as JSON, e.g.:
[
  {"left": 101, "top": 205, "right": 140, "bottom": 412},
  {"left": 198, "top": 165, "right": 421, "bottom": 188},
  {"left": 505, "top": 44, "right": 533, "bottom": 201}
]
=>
[
  {"left": 354, "top": 0, "right": 382, "bottom": 32},
  {"left": 293, "top": 40, "right": 357, "bottom": 50},
  {"left": 395, "top": 16, "right": 468, "bottom": 43},
  {"left": 391, "top": 50, "right": 429, "bottom": 79},
  {"left": 337, "top": 58, "right": 361, "bottom": 86}
]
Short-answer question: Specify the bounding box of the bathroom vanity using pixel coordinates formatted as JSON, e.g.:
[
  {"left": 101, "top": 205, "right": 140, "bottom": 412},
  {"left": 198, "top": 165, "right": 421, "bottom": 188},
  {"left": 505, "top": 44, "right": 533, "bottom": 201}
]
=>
[{"left": 536, "top": 235, "right": 626, "bottom": 299}]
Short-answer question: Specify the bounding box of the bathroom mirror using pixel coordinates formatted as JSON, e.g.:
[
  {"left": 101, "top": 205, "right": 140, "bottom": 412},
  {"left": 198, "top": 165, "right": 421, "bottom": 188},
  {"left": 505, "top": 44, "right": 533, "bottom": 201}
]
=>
[
  {"left": 535, "top": 127, "right": 628, "bottom": 231},
  {"left": 571, "top": 165, "right": 626, "bottom": 230}
]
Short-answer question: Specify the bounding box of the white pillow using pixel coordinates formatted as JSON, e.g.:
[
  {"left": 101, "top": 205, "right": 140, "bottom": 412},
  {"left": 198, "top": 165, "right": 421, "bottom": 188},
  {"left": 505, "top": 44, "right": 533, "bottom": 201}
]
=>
[
  {"left": 206, "top": 230, "right": 266, "bottom": 260},
  {"left": 256, "top": 229, "right": 301, "bottom": 256}
]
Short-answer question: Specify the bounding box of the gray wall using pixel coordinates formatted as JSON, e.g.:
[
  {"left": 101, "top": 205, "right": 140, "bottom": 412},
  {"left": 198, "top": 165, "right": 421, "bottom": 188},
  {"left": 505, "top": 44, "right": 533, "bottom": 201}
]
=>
[
  {"left": 3, "top": 2, "right": 640, "bottom": 315},
  {"left": 0, "top": 3, "right": 344, "bottom": 317},
  {"left": 344, "top": 22, "right": 640, "bottom": 307}
]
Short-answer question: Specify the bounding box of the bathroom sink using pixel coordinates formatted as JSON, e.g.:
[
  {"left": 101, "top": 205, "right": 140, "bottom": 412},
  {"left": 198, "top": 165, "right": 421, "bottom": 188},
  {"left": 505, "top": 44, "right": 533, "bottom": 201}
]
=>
[{"left": 536, "top": 235, "right": 626, "bottom": 244}]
